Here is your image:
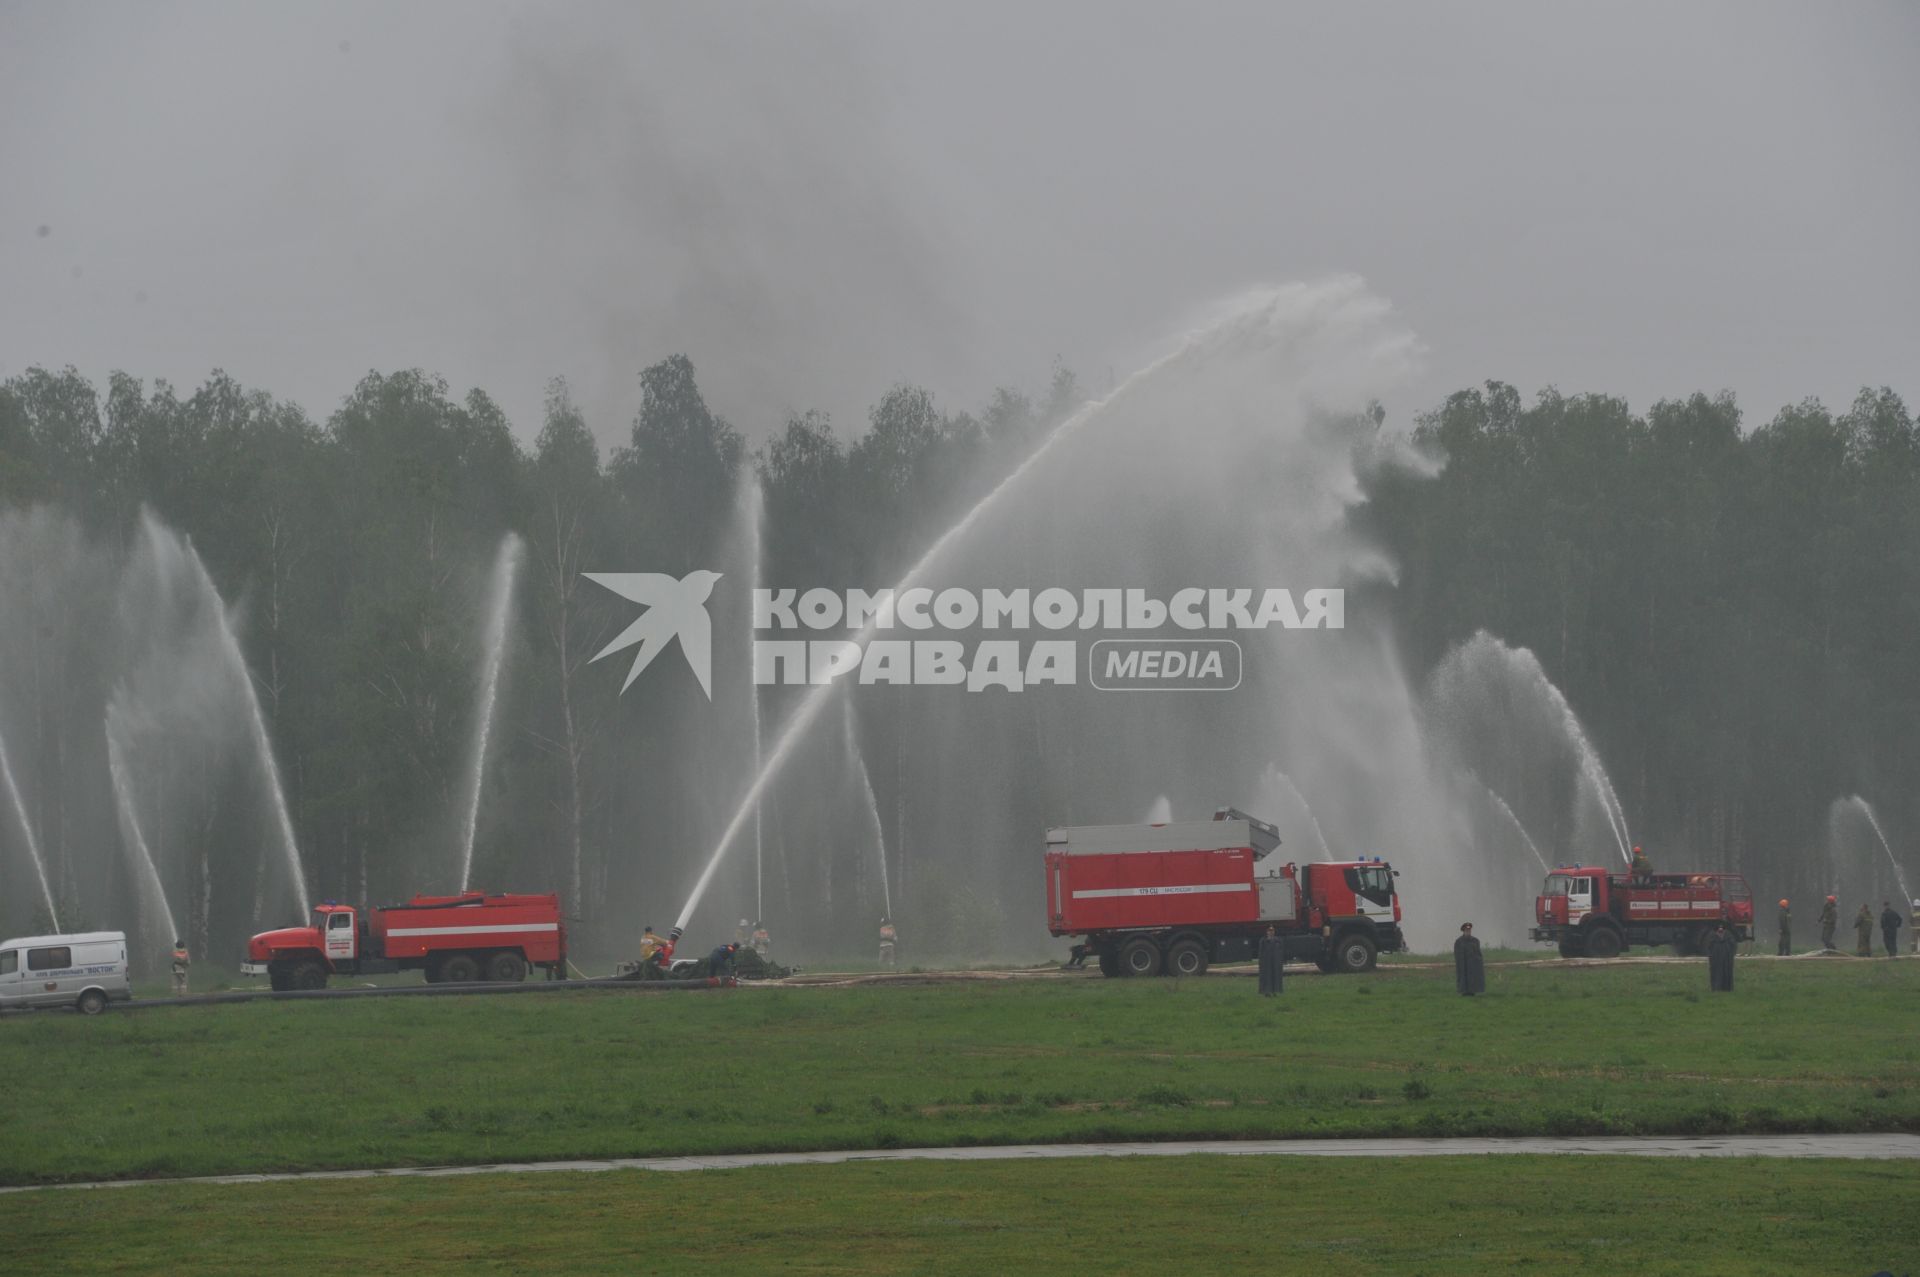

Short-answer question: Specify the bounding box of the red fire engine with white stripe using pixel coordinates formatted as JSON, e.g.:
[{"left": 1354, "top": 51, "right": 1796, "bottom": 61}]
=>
[
  {"left": 1531, "top": 866, "right": 1752, "bottom": 958},
  {"left": 1045, "top": 807, "right": 1407, "bottom": 976},
  {"left": 241, "top": 893, "right": 566, "bottom": 990}
]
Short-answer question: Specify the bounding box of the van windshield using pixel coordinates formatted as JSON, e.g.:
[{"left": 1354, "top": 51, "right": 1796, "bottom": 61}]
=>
[{"left": 0, "top": 950, "right": 14, "bottom": 975}]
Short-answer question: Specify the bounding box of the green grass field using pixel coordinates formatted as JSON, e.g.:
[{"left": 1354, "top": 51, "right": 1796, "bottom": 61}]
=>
[
  {"left": 1, "top": 957, "right": 1914, "bottom": 1186},
  {"left": 4, "top": 1155, "right": 1915, "bottom": 1276}
]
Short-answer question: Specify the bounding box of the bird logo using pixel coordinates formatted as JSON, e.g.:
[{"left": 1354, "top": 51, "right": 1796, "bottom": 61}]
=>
[{"left": 584, "top": 570, "right": 723, "bottom": 698}]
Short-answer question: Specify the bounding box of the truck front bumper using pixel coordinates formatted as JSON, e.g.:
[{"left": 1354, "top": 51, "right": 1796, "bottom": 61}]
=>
[
  {"left": 1529, "top": 927, "right": 1554, "bottom": 942},
  {"left": 239, "top": 962, "right": 269, "bottom": 977}
]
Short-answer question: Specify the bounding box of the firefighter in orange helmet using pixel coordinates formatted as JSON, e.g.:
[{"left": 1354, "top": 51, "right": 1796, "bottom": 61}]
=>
[
  {"left": 1629, "top": 846, "right": 1652, "bottom": 885},
  {"left": 1775, "top": 899, "right": 1791, "bottom": 956}
]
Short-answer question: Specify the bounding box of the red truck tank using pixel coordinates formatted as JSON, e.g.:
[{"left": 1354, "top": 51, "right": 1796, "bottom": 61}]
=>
[
  {"left": 242, "top": 892, "right": 566, "bottom": 990},
  {"left": 1531, "top": 866, "right": 1753, "bottom": 958},
  {"left": 1045, "top": 807, "right": 1405, "bottom": 976}
]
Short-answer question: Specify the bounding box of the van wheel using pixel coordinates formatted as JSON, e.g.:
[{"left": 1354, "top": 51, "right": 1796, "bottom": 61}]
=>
[
  {"left": 1585, "top": 927, "right": 1623, "bottom": 959},
  {"left": 290, "top": 961, "right": 329, "bottom": 990},
  {"left": 1166, "top": 939, "right": 1209, "bottom": 977},
  {"left": 440, "top": 954, "right": 482, "bottom": 984},
  {"left": 485, "top": 951, "right": 526, "bottom": 983},
  {"left": 76, "top": 990, "right": 107, "bottom": 1016},
  {"left": 1335, "top": 933, "right": 1377, "bottom": 973},
  {"left": 1118, "top": 937, "right": 1162, "bottom": 978}
]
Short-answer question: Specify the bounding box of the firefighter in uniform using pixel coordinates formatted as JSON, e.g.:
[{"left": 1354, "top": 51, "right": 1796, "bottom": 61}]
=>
[
  {"left": 1880, "top": 901, "right": 1902, "bottom": 957},
  {"left": 169, "top": 940, "right": 190, "bottom": 997},
  {"left": 879, "top": 918, "right": 898, "bottom": 968},
  {"left": 1853, "top": 904, "right": 1874, "bottom": 956},
  {"left": 640, "top": 925, "right": 666, "bottom": 968},
  {"left": 1818, "top": 896, "right": 1838, "bottom": 950},
  {"left": 1629, "top": 845, "right": 1653, "bottom": 885},
  {"left": 1912, "top": 900, "right": 1919, "bottom": 955},
  {"left": 752, "top": 921, "right": 771, "bottom": 958},
  {"left": 1776, "top": 899, "right": 1791, "bottom": 956}
]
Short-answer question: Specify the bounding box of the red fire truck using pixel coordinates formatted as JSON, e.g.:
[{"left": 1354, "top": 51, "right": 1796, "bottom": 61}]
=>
[
  {"left": 1531, "top": 866, "right": 1753, "bottom": 958},
  {"left": 1045, "top": 807, "right": 1406, "bottom": 976},
  {"left": 241, "top": 892, "right": 567, "bottom": 990}
]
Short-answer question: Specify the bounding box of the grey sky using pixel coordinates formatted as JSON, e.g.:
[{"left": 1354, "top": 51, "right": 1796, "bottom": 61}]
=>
[{"left": 2, "top": 0, "right": 1914, "bottom": 447}]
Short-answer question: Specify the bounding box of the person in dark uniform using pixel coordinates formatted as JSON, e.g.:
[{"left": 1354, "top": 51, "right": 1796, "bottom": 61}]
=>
[
  {"left": 1818, "top": 896, "right": 1838, "bottom": 950},
  {"left": 1064, "top": 941, "right": 1094, "bottom": 968},
  {"left": 1453, "top": 922, "right": 1485, "bottom": 996},
  {"left": 707, "top": 942, "right": 740, "bottom": 978},
  {"left": 1880, "top": 901, "right": 1903, "bottom": 957},
  {"left": 1775, "top": 899, "right": 1791, "bottom": 956},
  {"left": 1257, "top": 925, "right": 1285, "bottom": 996},
  {"left": 1706, "top": 921, "right": 1736, "bottom": 991}
]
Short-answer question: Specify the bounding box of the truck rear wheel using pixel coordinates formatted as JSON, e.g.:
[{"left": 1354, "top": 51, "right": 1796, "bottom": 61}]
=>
[
  {"left": 1097, "top": 950, "right": 1120, "bottom": 978},
  {"left": 485, "top": 951, "right": 527, "bottom": 983},
  {"left": 1166, "top": 939, "right": 1209, "bottom": 978},
  {"left": 1585, "top": 927, "right": 1623, "bottom": 959},
  {"left": 440, "top": 953, "right": 482, "bottom": 984},
  {"left": 290, "top": 961, "right": 328, "bottom": 991},
  {"left": 1334, "top": 933, "right": 1377, "bottom": 973},
  {"left": 1118, "top": 937, "right": 1162, "bottom": 978}
]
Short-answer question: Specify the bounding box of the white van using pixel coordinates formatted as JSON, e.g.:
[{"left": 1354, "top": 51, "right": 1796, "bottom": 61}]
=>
[{"left": 0, "top": 931, "right": 131, "bottom": 1015}]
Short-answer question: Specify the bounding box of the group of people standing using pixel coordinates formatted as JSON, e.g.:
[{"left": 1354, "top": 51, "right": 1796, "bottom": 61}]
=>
[{"left": 1792, "top": 897, "right": 1911, "bottom": 956}]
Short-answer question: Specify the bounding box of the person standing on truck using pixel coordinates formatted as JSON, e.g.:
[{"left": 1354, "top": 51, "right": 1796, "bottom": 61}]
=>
[
  {"left": 1706, "top": 921, "right": 1736, "bottom": 992},
  {"left": 1881, "top": 901, "right": 1903, "bottom": 957},
  {"left": 1776, "top": 899, "right": 1791, "bottom": 956},
  {"left": 1819, "top": 896, "right": 1838, "bottom": 950},
  {"left": 169, "top": 940, "right": 190, "bottom": 997},
  {"left": 1854, "top": 904, "right": 1874, "bottom": 956},
  {"left": 1453, "top": 923, "right": 1485, "bottom": 997},
  {"left": 879, "top": 918, "right": 898, "bottom": 968},
  {"left": 1629, "top": 846, "right": 1653, "bottom": 884},
  {"left": 1258, "top": 925, "right": 1285, "bottom": 996}
]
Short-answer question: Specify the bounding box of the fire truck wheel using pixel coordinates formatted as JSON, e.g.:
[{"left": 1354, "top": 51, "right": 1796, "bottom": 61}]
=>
[
  {"left": 76, "top": 989, "right": 107, "bottom": 1016},
  {"left": 1557, "top": 937, "right": 1583, "bottom": 959},
  {"left": 1584, "top": 928, "right": 1623, "bottom": 959},
  {"left": 440, "top": 954, "right": 482, "bottom": 984},
  {"left": 1097, "top": 950, "right": 1120, "bottom": 978},
  {"left": 290, "top": 961, "right": 328, "bottom": 990},
  {"left": 1334, "top": 933, "right": 1377, "bottom": 973},
  {"left": 1118, "top": 937, "right": 1162, "bottom": 978},
  {"left": 486, "top": 951, "right": 527, "bottom": 983},
  {"left": 1166, "top": 939, "right": 1209, "bottom": 977},
  {"left": 268, "top": 967, "right": 292, "bottom": 992}
]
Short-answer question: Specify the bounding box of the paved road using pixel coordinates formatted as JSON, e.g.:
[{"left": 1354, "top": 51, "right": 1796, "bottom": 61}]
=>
[{"left": 6, "top": 1133, "right": 1915, "bottom": 1195}]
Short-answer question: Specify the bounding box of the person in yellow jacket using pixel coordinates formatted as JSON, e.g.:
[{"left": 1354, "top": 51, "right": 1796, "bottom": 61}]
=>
[
  {"left": 169, "top": 940, "right": 190, "bottom": 997},
  {"left": 640, "top": 926, "right": 666, "bottom": 967}
]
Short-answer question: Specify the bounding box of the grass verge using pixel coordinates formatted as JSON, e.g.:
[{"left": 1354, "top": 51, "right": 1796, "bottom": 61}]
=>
[{"left": 0, "top": 958, "right": 1914, "bottom": 1184}]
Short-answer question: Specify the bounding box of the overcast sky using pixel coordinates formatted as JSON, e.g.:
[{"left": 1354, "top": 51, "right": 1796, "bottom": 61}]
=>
[{"left": 3, "top": 1, "right": 1915, "bottom": 446}]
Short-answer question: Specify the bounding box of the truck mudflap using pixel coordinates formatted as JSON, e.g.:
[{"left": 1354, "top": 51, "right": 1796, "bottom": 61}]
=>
[{"left": 239, "top": 962, "right": 269, "bottom": 977}]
